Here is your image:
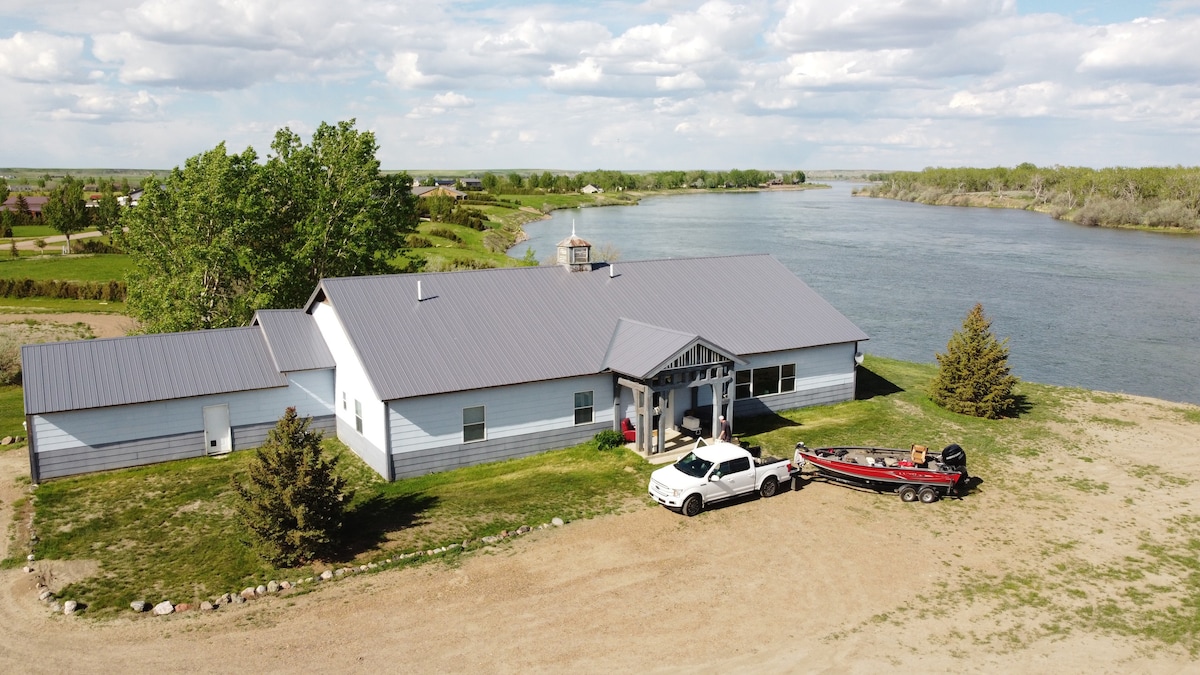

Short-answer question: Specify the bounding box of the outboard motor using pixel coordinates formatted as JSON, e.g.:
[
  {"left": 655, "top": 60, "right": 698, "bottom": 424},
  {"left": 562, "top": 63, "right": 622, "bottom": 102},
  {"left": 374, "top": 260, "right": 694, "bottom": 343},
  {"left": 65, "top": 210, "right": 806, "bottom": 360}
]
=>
[{"left": 941, "top": 443, "right": 968, "bottom": 483}]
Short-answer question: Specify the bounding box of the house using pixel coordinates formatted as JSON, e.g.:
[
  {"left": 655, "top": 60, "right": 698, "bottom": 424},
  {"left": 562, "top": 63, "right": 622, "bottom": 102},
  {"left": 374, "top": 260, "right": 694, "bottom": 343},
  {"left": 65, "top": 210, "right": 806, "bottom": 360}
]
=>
[
  {"left": 2, "top": 195, "right": 48, "bottom": 218},
  {"left": 21, "top": 233, "right": 868, "bottom": 483},
  {"left": 580, "top": 184, "right": 604, "bottom": 194},
  {"left": 460, "top": 178, "right": 483, "bottom": 191}
]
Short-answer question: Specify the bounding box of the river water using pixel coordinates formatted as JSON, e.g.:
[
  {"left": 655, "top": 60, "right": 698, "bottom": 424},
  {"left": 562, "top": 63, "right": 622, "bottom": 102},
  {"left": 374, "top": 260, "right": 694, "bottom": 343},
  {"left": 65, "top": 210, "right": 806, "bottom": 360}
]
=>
[{"left": 515, "top": 183, "right": 1200, "bottom": 405}]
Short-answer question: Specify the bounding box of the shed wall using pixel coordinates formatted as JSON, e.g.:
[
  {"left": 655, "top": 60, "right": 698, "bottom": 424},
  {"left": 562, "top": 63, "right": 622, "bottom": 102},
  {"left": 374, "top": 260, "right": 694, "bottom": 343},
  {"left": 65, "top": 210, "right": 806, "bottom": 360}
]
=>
[{"left": 31, "top": 370, "right": 335, "bottom": 480}]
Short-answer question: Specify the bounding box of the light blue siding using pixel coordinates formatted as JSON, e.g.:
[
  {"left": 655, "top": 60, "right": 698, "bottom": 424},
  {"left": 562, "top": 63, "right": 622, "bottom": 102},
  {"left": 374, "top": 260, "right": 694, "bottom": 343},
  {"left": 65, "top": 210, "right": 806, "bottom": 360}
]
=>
[
  {"left": 387, "top": 374, "right": 614, "bottom": 476},
  {"left": 31, "top": 370, "right": 335, "bottom": 480},
  {"left": 733, "top": 344, "right": 858, "bottom": 416}
]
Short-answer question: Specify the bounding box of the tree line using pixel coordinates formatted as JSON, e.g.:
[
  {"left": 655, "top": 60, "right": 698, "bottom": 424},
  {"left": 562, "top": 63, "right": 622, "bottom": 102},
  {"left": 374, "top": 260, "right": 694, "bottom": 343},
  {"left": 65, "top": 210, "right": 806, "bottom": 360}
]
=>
[
  {"left": 861, "top": 164, "right": 1200, "bottom": 230},
  {"left": 474, "top": 168, "right": 805, "bottom": 193},
  {"left": 122, "top": 120, "right": 420, "bottom": 333}
]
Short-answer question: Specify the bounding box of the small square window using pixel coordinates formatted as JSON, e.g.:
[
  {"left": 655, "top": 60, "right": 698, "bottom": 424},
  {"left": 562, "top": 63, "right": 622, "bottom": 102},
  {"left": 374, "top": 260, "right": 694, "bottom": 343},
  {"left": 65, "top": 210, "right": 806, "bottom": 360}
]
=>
[
  {"left": 463, "top": 405, "right": 486, "bottom": 442},
  {"left": 574, "top": 391, "right": 594, "bottom": 425}
]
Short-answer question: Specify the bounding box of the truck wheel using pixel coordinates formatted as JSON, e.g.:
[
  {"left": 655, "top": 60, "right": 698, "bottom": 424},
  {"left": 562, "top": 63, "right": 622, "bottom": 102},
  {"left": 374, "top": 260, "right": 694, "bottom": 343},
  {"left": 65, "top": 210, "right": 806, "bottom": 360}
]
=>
[
  {"left": 898, "top": 485, "right": 918, "bottom": 502},
  {"left": 682, "top": 494, "right": 702, "bottom": 517},
  {"left": 918, "top": 486, "right": 939, "bottom": 504},
  {"left": 760, "top": 477, "right": 778, "bottom": 498}
]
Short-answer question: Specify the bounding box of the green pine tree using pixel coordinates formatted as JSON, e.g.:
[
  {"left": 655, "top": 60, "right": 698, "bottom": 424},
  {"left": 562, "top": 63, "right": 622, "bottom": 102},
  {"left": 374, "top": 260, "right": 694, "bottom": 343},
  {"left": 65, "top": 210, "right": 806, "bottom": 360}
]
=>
[
  {"left": 233, "top": 407, "right": 353, "bottom": 566},
  {"left": 930, "top": 303, "right": 1019, "bottom": 419}
]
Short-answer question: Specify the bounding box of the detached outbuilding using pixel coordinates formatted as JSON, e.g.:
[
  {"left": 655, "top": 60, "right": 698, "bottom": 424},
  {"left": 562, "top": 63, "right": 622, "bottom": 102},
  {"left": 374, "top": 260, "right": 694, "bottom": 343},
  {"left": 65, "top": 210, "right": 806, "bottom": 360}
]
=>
[{"left": 21, "top": 234, "right": 867, "bottom": 482}]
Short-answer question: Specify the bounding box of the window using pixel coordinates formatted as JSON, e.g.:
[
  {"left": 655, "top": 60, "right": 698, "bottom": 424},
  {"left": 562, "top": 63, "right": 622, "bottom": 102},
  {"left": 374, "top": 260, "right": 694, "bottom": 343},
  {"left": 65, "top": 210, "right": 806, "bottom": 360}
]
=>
[
  {"left": 354, "top": 399, "right": 363, "bottom": 433},
  {"left": 342, "top": 391, "right": 347, "bottom": 410},
  {"left": 781, "top": 364, "right": 796, "bottom": 392},
  {"left": 736, "top": 364, "right": 797, "bottom": 399},
  {"left": 735, "top": 370, "right": 751, "bottom": 400},
  {"left": 572, "top": 246, "right": 588, "bottom": 263},
  {"left": 574, "top": 391, "right": 594, "bottom": 425},
  {"left": 752, "top": 366, "right": 780, "bottom": 397},
  {"left": 463, "top": 405, "right": 486, "bottom": 442}
]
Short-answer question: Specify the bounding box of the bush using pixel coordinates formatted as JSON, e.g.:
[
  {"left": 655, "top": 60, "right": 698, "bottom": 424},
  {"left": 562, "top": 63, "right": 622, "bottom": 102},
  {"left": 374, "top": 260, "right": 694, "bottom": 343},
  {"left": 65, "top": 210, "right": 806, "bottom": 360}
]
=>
[
  {"left": 74, "top": 239, "right": 123, "bottom": 254},
  {"left": 427, "top": 227, "right": 464, "bottom": 244},
  {"left": 406, "top": 234, "right": 433, "bottom": 248},
  {"left": 593, "top": 429, "right": 624, "bottom": 450},
  {"left": 0, "top": 278, "right": 126, "bottom": 301},
  {"left": 232, "top": 408, "right": 353, "bottom": 566}
]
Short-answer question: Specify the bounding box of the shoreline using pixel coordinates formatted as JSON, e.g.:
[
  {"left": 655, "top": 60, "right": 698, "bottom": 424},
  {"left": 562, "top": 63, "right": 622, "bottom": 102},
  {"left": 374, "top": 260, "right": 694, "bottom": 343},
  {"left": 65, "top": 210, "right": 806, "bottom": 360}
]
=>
[{"left": 854, "top": 187, "right": 1199, "bottom": 235}]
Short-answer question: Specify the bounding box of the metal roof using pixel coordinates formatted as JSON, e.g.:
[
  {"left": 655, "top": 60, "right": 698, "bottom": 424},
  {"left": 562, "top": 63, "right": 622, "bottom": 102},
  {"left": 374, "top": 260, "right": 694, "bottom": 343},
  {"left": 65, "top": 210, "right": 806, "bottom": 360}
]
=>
[
  {"left": 252, "top": 309, "right": 336, "bottom": 372},
  {"left": 22, "top": 326, "right": 288, "bottom": 415},
  {"left": 602, "top": 318, "right": 741, "bottom": 380},
  {"left": 315, "top": 254, "right": 867, "bottom": 402}
]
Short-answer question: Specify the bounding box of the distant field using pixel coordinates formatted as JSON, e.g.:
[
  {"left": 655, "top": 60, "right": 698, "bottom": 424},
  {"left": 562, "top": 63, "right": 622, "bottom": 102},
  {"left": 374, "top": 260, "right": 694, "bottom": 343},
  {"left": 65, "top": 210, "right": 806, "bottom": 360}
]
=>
[{"left": 0, "top": 254, "right": 129, "bottom": 282}]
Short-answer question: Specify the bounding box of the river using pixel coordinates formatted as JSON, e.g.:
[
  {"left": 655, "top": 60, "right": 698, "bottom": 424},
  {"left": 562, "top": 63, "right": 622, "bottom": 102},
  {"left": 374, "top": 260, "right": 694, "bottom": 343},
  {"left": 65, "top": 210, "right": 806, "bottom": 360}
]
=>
[{"left": 514, "top": 183, "right": 1200, "bottom": 405}]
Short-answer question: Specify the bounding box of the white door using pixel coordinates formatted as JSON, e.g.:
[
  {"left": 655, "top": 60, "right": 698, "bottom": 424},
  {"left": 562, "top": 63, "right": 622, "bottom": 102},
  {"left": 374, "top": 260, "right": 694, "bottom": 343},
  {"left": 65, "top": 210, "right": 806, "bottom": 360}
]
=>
[{"left": 203, "top": 404, "right": 232, "bottom": 455}]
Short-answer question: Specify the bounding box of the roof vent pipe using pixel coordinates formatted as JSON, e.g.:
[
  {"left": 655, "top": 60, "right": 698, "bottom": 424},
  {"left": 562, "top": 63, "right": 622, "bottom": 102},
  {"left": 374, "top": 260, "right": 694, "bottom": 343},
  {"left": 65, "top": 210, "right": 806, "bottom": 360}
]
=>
[
  {"left": 417, "top": 280, "right": 423, "bottom": 302},
  {"left": 609, "top": 264, "right": 615, "bottom": 278}
]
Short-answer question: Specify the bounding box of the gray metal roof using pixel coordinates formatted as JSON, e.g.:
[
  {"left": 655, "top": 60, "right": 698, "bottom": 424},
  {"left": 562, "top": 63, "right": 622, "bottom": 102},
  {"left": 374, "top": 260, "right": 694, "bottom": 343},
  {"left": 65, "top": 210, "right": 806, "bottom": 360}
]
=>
[
  {"left": 253, "top": 309, "right": 336, "bottom": 372},
  {"left": 22, "top": 326, "right": 288, "bottom": 415},
  {"left": 602, "top": 318, "right": 741, "bottom": 379},
  {"left": 315, "top": 254, "right": 867, "bottom": 401}
]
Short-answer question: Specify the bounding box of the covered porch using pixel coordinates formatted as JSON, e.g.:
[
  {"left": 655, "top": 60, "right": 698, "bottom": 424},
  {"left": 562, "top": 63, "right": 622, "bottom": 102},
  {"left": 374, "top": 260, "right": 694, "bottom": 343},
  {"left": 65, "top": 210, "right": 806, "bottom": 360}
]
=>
[{"left": 604, "top": 318, "right": 745, "bottom": 456}]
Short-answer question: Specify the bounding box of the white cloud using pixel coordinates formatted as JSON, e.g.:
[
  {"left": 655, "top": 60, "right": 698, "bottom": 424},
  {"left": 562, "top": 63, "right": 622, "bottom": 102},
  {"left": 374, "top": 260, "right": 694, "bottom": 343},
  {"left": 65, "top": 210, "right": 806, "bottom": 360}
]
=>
[
  {"left": 656, "top": 71, "right": 705, "bottom": 91},
  {"left": 769, "top": 0, "right": 1015, "bottom": 50},
  {"left": 544, "top": 57, "right": 605, "bottom": 91},
  {"left": 0, "top": 32, "right": 88, "bottom": 83},
  {"left": 433, "top": 92, "right": 474, "bottom": 108},
  {"left": 1077, "top": 17, "right": 1200, "bottom": 84}
]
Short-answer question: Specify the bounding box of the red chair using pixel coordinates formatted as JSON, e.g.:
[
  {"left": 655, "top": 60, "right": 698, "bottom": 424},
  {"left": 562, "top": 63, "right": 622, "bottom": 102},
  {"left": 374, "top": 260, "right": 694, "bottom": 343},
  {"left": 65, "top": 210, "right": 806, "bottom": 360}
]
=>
[{"left": 620, "top": 418, "right": 637, "bottom": 442}]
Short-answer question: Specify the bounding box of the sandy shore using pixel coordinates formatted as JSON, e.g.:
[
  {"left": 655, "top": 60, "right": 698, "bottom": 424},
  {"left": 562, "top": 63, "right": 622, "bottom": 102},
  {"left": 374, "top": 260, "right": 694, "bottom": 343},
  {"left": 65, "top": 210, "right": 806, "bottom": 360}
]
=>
[{"left": 1, "top": 392, "right": 1197, "bottom": 673}]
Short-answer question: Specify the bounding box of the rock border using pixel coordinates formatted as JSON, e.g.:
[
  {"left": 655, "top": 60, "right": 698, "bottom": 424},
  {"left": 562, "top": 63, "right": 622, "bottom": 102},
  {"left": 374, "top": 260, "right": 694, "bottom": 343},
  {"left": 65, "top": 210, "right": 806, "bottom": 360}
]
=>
[{"left": 123, "top": 516, "right": 569, "bottom": 616}]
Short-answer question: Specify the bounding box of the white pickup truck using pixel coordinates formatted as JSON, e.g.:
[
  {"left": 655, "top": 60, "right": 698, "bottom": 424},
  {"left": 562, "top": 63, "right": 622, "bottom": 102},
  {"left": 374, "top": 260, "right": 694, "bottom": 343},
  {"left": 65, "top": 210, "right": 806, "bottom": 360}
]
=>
[{"left": 648, "top": 439, "right": 797, "bottom": 516}]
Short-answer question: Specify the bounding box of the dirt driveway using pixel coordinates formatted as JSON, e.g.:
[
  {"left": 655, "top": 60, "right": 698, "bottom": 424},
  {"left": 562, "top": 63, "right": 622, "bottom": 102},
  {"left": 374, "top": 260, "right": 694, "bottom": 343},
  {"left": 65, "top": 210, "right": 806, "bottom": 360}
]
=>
[{"left": 1, "top": 394, "right": 1198, "bottom": 673}]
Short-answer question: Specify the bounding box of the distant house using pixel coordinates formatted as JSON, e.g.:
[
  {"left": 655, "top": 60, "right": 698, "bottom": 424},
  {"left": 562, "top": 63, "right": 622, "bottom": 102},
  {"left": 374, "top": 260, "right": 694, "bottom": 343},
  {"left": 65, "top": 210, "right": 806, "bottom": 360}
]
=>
[
  {"left": 433, "top": 178, "right": 457, "bottom": 187},
  {"left": 21, "top": 233, "right": 868, "bottom": 483},
  {"left": 460, "top": 178, "right": 483, "bottom": 191},
  {"left": 412, "top": 185, "right": 467, "bottom": 200},
  {"left": 580, "top": 184, "right": 604, "bottom": 194},
  {"left": 2, "top": 196, "right": 48, "bottom": 219},
  {"left": 117, "top": 188, "right": 145, "bottom": 207}
]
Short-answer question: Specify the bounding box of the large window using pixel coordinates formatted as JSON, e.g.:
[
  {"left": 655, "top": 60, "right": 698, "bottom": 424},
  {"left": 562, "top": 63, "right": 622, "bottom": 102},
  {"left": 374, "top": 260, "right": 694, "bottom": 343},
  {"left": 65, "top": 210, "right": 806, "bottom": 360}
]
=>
[
  {"left": 574, "top": 391, "right": 594, "bottom": 425},
  {"left": 463, "top": 405, "right": 486, "bottom": 442},
  {"left": 736, "top": 364, "right": 797, "bottom": 399}
]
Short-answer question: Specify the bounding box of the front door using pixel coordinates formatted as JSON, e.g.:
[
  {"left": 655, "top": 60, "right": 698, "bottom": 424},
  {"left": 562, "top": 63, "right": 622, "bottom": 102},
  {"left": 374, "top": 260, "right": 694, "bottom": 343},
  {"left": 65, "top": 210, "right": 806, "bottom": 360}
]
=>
[{"left": 203, "top": 404, "right": 232, "bottom": 455}]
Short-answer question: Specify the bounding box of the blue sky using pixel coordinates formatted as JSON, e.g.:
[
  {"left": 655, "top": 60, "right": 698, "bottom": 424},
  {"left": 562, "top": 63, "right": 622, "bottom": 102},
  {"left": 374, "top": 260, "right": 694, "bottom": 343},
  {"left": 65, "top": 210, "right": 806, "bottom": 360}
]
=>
[{"left": 2, "top": 0, "right": 1198, "bottom": 171}]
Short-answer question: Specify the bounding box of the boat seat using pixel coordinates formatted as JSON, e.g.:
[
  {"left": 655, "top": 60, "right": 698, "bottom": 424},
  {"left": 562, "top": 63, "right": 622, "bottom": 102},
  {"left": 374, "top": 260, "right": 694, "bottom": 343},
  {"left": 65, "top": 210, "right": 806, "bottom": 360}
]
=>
[{"left": 911, "top": 445, "right": 927, "bottom": 464}]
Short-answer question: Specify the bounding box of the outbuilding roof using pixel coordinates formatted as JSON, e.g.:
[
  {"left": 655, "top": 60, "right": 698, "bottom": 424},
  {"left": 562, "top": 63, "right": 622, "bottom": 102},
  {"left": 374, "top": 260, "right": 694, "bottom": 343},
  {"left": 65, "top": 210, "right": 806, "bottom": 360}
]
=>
[
  {"left": 22, "top": 326, "right": 289, "bottom": 416},
  {"left": 312, "top": 254, "right": 867, "bottom": 402},
  {"left": 252, "top": 309, "right": 336, "bottom": 372}
]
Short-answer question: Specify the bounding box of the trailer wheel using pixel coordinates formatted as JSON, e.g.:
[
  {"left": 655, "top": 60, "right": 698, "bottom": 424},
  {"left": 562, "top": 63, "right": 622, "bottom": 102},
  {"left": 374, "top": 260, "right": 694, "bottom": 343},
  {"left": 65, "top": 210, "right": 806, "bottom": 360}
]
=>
[
  {"left": 760, "top": 477, "right": 779, "bottom": 498},
  {"left": 682, "top": 494, "right": 703, "bottom": 517},
  {"left": 918, "top": 486, "right": 939, "bottom": 504},
  {"left": 898, "top": 485, "right": 918, "bottom": 502}
]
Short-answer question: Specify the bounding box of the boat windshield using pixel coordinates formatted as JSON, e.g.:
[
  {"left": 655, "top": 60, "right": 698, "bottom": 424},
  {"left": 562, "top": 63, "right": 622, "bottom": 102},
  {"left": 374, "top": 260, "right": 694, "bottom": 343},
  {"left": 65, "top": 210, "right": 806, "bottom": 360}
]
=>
[{"left": 674, "top": 452, "right": 713, "bottom": 478}]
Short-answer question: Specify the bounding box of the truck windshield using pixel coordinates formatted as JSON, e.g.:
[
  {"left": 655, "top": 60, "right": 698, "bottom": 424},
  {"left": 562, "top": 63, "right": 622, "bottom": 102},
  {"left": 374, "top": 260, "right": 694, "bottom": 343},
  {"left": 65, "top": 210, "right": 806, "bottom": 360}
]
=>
[{"left": 674, "top": 452, "right": 713, "bottom": 478}]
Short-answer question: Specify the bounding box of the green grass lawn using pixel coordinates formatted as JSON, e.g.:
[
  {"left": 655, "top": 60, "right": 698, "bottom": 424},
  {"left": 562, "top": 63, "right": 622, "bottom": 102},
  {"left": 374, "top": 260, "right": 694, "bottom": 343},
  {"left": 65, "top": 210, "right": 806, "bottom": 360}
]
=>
[
  {"left": 0, "top": 385, "right": 25, "bottom": 438},
  {"left": 22, "top": 355, "right": 1067, "bottom": 619},
  {"left": 0, "top": 254, "right": 130, "bottom": 282},
  {"left": 0, "top": 297, "right": 125, "bottom": 314},
  {"left": 10, "top": 224, "right": 59, "bottom": 238}
]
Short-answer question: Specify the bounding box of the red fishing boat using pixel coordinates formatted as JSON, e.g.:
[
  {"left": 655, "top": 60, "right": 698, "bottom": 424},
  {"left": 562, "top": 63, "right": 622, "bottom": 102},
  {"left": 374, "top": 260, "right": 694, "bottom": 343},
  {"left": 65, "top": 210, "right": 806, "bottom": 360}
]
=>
[{"left": 793, "top": 441, "right": 968, "bottom": 503}]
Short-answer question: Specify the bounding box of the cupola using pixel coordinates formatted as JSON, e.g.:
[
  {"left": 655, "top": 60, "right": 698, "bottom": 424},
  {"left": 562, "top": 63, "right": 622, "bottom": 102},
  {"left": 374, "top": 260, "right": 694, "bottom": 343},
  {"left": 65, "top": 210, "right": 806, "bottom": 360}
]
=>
[{"left": 556, "top": 221, "right": 592, "bottom": 272}]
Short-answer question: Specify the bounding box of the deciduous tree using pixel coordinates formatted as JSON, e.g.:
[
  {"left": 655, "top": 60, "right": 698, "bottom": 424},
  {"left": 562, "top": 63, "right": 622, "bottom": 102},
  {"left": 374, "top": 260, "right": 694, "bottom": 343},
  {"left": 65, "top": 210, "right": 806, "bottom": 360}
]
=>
[
  {"left": 232, "top": 407, "right": 353, "bottom": 566},
  {"left": 42, "top": 175, "right": 89, "bottom": 252},
  {"left": 930, "top": 303, "right": 1018, "bottom": 419}
]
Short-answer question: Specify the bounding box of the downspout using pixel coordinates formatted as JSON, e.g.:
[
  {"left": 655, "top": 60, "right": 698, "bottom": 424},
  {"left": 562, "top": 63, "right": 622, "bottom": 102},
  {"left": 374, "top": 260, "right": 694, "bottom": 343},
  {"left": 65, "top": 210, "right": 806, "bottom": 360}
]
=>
[{"left": 383, "top": 401, "right": 395, "bottom": 482}]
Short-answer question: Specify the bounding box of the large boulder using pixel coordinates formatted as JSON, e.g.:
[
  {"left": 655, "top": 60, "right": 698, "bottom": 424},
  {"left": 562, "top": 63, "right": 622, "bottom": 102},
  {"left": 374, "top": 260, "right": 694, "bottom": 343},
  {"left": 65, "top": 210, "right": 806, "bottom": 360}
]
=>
[{"left": 152, "top": 601, "right": 174, "bottom": 616}]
